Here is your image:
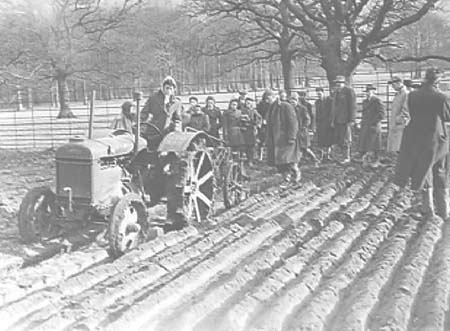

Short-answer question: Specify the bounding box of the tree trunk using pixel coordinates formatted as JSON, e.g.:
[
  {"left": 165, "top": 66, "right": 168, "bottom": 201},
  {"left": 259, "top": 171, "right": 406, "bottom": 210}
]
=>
[
  {"left": 281, "top": 50, "right": 294, "bottom": 93},
  {"left": 56, "top": 74, "right": 76, "bottom": 118}
]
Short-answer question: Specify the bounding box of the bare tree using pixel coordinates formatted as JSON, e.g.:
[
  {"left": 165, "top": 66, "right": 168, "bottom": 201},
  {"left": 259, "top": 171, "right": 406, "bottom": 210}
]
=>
[
  {"left": 188, "top": 0, "right": 317, "bottom": 92},
  {"left": 0, "top": 0, "right": 142, "bottom": 117},
  {"left": 283, "top": 0, "right": 442, "bottom": 83}
]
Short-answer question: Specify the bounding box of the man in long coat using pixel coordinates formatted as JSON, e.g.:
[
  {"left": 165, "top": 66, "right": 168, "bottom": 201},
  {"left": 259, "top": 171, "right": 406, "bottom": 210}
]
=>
[
  {"left": 358, "top": 84, "right": 386, "bottom": 168},
  {"left": 387, "top": 76, "right": 410, "bottom": 153},
  {"left": 141, "top": 76, "right": 182, "bottom": 135},
  {"left": 241, "top": 97, "right": 262, "bottom": 166},
  {"left": 330, "top": 75, "right": 357, "bottom": 164},
  {"left": 266, "top": 90, "right": 301, "bottom": 183},
  {"left": 394, "top": 68, "right": 450, "bottom": 219},
  {"left": 315, "top": 87, "right": 334, "bottom": 162}
]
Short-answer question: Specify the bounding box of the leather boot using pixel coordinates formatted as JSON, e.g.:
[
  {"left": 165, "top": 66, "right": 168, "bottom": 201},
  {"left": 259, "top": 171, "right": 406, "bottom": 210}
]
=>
[
  {"left": 421, "top": 188, "right": 435, "bottom": 217},
  {"left": 434, "top": 188, "right": 449, "bottom": 220}
]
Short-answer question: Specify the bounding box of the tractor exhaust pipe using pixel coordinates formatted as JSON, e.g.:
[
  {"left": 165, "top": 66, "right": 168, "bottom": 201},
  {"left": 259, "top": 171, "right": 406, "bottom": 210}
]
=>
[{"left": 133, "top": 91, "right": 142, "bottom": 156}]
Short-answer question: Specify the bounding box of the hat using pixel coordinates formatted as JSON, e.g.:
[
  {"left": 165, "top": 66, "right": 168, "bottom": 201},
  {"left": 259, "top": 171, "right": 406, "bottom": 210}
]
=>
[
  {"left": 315, "top": 87, "right": 324, "bottom": 92},
  {"left": 425, "top": 67, "right": 443, "bottom": 83},
  {"left": 206, "top": 95, "right": 215, "bottom": 103},
  {"left": 189, "top": 96, "right": 198, "bottom": 103},
  {"left": 239, "top": 90, "right": 247, "bottom": 96},
  {"left": 162, "top": 75, "right": 177, "bottom": 88},
  {"left": 245, "top": 97, "right": 254, "bottom": 102},
  {"left": 403, "top": 79, "right": 412, "bottom": 87},
  {"left": 388, "top": 76, "right": 402, "bottom": 84},
  {"left": 334, "top": 75, "right": 346, "bottom": 83},
  {"left": 298, "top": 91, "right": 307, "bottom": 97},
  {"left": 365, "top": 84, "right": 376, "bottom": 92}
]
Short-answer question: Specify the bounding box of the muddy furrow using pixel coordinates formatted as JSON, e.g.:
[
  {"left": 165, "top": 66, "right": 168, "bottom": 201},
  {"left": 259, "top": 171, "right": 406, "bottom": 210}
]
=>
[
  {"left": 245, "top": 178, "right": 398, "bottom": 331},
  {"left": 148, "top": 174, "right": 372, "bottom": 331},
  {"left": 185, "top": 173, "right": 379, "bottom": 331},
  {"left": 368, "top": 214, "right": 444, "bottom": 331}
]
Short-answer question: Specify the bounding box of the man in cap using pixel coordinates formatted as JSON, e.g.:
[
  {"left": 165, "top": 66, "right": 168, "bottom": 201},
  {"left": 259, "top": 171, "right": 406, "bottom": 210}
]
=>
[
  {"left": 141, "top": 75, "right": 182, "bottom": 135},
  {"left": 330, "top": 75, "right": 357, "bottom": 164},
  {"left": 315, "top": 87, "right": 334, "bottom": 162},
  {"left": 237, "top": 90, "right": 247, "bottom": 110},
  {"left": 358, "top": 84, "right": 385, "bottom": 168},
  {"left": 387, "top": 76, "right": 410, "bottom": 154},
  {"left": 394, "top": 67, "right": 450, "bottom": 219}
]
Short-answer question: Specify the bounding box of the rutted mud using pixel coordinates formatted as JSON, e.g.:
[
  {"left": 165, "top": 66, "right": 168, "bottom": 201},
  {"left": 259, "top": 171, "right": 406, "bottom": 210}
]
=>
[{"left": 1, "top": 149, "right": 449, "bottom": 331}]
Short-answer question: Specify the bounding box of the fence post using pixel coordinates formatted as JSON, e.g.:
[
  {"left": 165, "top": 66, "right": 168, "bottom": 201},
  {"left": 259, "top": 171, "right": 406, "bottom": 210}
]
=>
[{"left": 88, "top": 90, "right": 96, "bottom": 139}]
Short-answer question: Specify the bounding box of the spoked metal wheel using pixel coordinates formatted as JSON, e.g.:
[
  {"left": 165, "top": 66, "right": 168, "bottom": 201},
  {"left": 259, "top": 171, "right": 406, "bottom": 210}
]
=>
[
  {"left": 18, "top": 186, "right": 59, "bottom": 242},
  {"left": 167, "top": 151, "right": 214, "bottom": 227},
  {"left": 223, "top": 160, "right": 248, "bottom": 209},
  {"left": 108, "top": 193, "right": 147, "bottom": 258}
]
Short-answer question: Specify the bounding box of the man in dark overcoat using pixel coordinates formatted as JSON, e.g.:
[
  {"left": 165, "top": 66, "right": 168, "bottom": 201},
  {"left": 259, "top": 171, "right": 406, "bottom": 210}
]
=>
[
  {"left": 330, "top": 75, "right": 357, "bottom": 164},
  {"left": 256, "top": 90, "right": 274, "bottom": 160},
  {"left": 266, "top": 90, "right": 301, "bottom": 183},
  {"left": 315, "top": 87, "right": 334, "bottom": 162},
  {"left": 141, "top": 76, "right": 182, "bottom": 135},
  {"left": 299, "top": 91, "right": 314, "bottom": 133},
  {"left": 358, "top": 84, "right": 385, "bottom": 168},
  {"left": 394, "top": 68, "right": 450, "bottom": 219}
]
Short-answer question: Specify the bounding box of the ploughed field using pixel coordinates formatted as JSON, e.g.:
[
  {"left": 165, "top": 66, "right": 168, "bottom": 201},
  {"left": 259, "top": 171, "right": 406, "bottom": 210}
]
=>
[{"left": 1, "top": 149, "right": 450, "bottom": 331}]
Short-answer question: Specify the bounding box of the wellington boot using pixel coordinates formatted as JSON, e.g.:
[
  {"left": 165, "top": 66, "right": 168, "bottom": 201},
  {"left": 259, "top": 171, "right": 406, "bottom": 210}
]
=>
[{"left": 434, "top": 188, "right": 449, "bottom": 220}]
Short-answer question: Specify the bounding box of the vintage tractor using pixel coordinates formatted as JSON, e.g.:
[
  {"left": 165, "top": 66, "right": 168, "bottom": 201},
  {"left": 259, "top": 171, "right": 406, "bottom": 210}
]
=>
[{"left": 18, "top": 95, "right": 248, "bottom": 257}]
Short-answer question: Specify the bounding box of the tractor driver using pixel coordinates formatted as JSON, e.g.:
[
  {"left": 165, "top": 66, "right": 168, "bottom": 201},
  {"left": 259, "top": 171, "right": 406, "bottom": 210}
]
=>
[{"left": 141, "top": 76, "right": 183, "bottom": 137}]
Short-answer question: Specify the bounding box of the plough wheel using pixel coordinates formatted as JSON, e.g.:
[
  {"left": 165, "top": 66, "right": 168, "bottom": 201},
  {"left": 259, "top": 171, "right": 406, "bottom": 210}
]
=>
[
  {"left": 18, "top": 186, "right": 59, "bottom": 242},
  {"left": 108, "top": 193, "right": 147, "bottom": 258},
  {"left": 223, "top": 160, "right": 247, "bottom": 209},
  {"left": 167, "top": 151, "right": 214, "bottom": 228}
]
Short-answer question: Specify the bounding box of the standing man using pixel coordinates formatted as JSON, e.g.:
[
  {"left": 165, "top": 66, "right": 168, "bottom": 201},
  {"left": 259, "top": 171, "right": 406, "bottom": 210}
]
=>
[
  {"left": 358, "top": 84, "right": 386, "bottom": 168},
  {"left": 299, "top": 91, "right": 314, "bottom": 134},
  {"left": 315, "top": 87, "right": 334, "bottom": 162},
  {"left": 203, "top": 96, "right": 222, "bottom": 139},
  {"left": 291, "top": 92, "right": 319, "bottom": 166},
  {"left": 330, "top": 75, "right": 357, "bottom": 164},
  {"left": 394, "top": 67, "right": 450, "bottom": 219},
  {"left": 266, "top": 89, "right": 301, "bottom": 184},
  {"left": 141, "top": 75, "right": 182, "bottom": 135},
  {"left": 256, "top": 90, "right": 274, "bottom": 160},
  {"left": 387, "top": 76, "right": 409, "bottom": 154},
  {"left": 237, "top": 90, "right": 247, "bottom": 110}
]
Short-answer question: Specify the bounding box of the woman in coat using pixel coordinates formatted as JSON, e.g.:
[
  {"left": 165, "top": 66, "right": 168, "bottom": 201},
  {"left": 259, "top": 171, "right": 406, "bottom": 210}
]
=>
[
  {"left": 358, "top": 84, "right": 386, "bottom": 168},
  {"left": 266, "top": 90, "right": 301, "bottom": 183},
  {"left": 394, "top": 68, "right": 450, "bottom": 219},
  {"left": 223, "top": 99, "right": 245, "bottom": 150}
]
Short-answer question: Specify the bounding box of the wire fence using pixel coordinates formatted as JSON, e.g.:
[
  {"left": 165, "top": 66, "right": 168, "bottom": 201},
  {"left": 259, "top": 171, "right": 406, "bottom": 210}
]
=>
[{"left": 1, "top": 70, "right": 449, "bottom": 151}]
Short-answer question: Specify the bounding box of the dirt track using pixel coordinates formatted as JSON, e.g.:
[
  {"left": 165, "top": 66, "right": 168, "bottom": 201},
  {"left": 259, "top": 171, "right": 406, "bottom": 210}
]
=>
[{"left": 1, "top": 149, "right": 450, "bottom": 331}]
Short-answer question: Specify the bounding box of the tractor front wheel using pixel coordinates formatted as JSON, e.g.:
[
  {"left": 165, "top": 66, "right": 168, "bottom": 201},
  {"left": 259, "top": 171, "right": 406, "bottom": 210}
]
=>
[
  {"left": 18, "top": 186, "right": 59, "bottom": 243},
  {"left": 108, "top": 193, "right": 147, "bottom": 258}
]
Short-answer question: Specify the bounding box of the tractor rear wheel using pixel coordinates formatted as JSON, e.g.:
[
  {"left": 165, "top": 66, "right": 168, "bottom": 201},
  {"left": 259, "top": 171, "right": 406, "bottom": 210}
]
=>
[
  {"left": 108, "top": 193, "right": 147, "bottom": 258},
  {"left": 223, "top": 160, "right": 248, "bottom": 209},
  {"left": 18, "top": 186, "right": 59, "bottom": 243},
  {"left": 166, "top": 151, "right": 214, "bottom": 229}
]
